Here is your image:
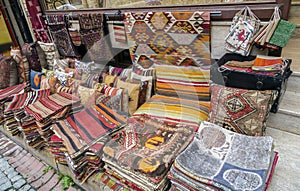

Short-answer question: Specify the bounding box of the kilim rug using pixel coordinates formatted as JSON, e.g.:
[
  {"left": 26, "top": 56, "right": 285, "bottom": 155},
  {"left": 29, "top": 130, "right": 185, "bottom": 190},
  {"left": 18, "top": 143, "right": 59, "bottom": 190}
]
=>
[
  {"left": 0, "top": 84, "right": 26, "bottom": 102},
  {"left": 102, "top": 114, "right": 195, "bottom": 190},
  {"left": 133, "top": 95, "right": 210, "bottom": 130},
  {"left": 107, "top": 20, "right": 129, "bottom": 49},
  {"left": 170, "top": 121, "right": 275, "bottom": 191},
  {"left": 25, "top": 0, "right": 50, "bottom": 42},
  {"left": 4, "top": 89, "right": 51, "bottom": 113},
  {"left": 24, "top": 92, "right": 81, "bottom": 122},
  {"left": 124, "top": 11, "right": 211, "bottom": 67},
  {"left": 52, "top": 103, "right": 126, "bottom": 157}
]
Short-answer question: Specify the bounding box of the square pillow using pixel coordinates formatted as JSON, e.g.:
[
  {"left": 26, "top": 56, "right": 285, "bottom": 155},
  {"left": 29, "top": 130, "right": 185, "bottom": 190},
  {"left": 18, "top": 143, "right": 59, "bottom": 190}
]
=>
[
  {"left": 96, "top": 94, "right": 123, "bottom": 112},
  {"left": 102, "top": 85, "right": 129, "bottom": 113},
  {"left": 155, "top": 65, "right": 210, "bottom": 101},
  {"left": 208, "top": 84, "right": 274, "bottom": 136},
  {"left": 108, "top": 66, "right": 132, "bottom": 79},
  {"left": 116, "top": 78, "right": 140, "bottom": 115},
  {"left": 53, "top": 58, "right": 70, "bottom": 71},
  {"left": 81, "top": 74, "right": 100, "bottom": 88},
  {"left": 65, "top": 68, "right": 82, "bottom": 80},
  {"left": 42, "top": 68, "right": 55, "bottom": 78},
  {"left": 54, "top": 70, "right": 74, "bottom": 86},
  {"left": 40, "top": 77, "right": 58, "bottom": 93},
  {"left": 102, "top": 73, "right": 117, "bottom": 87},
  {"left": 75, "top": 59, "right": 94, "bottom": 74},
  {"left": 30, "top": 70, "right": 45, "bottom": 90},
  {"left": 77, "top": 85, "right": 101, "bottom": 108}
]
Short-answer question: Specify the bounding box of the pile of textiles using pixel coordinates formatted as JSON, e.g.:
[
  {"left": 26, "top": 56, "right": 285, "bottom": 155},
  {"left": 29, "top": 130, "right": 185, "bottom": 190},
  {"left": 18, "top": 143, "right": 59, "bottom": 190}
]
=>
[
  {"left": 20, "top": 116, "right": 46, "bottom": 149},
  {"left": 133, "top": 95, "right": 210, "bottom": 130},
  {"left": 22, "top": 92, "right": 82, "bottom": 148},
  {"left": 51, "top": 103, "right": 127, "bottom": 183},
  {"left": 3, "top": 89, "right": 50, "bottom": 136},
  {"left": 102, "top": 114, "right": 197, "bottom": 191},
  {"left": 49, "top": 134, "right": 68, "bottom": 164},
  {"left": 0, "top": 84, "right": 27, "bottom": 124},
  {"left": 168, "top": 121, "right": 278, "bottom": 191}
]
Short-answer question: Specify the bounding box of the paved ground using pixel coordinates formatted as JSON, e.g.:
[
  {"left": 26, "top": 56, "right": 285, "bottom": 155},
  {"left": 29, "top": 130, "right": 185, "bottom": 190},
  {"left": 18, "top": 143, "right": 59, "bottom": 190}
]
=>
[{"left": 0, "top": 132, "right": 83, "bottom": 191}]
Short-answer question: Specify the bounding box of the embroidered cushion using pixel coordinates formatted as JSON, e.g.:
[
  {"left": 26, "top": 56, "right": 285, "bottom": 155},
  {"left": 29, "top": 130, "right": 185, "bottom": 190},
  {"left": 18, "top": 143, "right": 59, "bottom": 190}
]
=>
[
  {"left": 102, "top": 85, "right": 129, "bottom": 113},
  {"left": 155, "top": 65, "right": 210, "bottom": 101},
  {"left": 65, "top": 68, "right": 82, "bottom": 80},
  {"left": 30, "top": 70, "right": 45, "bottom": 90},
  {"left": 115, "top": 78, "right": 140, "bottom": 115},
  {"left": 40, "top": 77, "right": 58, "bottom": 93},
  {"left": 102, "top": 73, "right": 117, "bottom": 87},
  {"left": 77, "top": 85, "right": 101, "bottom": 108},
  {"left": 208, "top": 84, "right": 275, "bottom": 136},
  {"left": 54, "top": 70, "right": 74, "bottom": 86},
  {"left": 81, "top": 74, "right": 100, "bottom": 88},
  {"left": 42, "top": 68, "right": 55, "bottom": 78},
  {"left": 75, "top": 59, "right": 95, "bottom": 74},
  {"left": 108, "top": 66, "right": 132, "bottom": 79},
  {"left": 0, "top": 56, "right": 19, "bottom": 89}
]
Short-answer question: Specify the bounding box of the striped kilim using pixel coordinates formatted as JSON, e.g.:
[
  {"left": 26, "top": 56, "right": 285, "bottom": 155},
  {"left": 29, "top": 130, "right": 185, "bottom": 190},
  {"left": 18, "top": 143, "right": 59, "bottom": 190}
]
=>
[
  {"left": 0, "top": 83, "right": 26, "bottom": 101},
  {"left": 52, "top": 103, "right": 126, "bottom": 182},
  {"left": 5, "top": 89, "right": 51, "bottom": 113},
  {"left": 24, "top": 92, "right": 81, "bottom": 122},
  {"left": 52, "top": 103, "right": 126, "bottom": 157},
  {"left": 133, "top": 95, "right": 210, "bottom": 131},
  {"left": 155, "top": 65, "right": 210, "bottom": 101}
]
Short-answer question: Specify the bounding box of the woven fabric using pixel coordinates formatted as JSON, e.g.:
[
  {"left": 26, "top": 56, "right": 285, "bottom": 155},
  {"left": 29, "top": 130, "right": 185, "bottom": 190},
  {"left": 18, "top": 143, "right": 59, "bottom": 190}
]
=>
[
  {"left": 5, "top": 89, "right": 51, "bottom": 113},
  {"left": 50, "top": 27, "right": 79, "bottom": 57},
  {"left": 80, "top": 29, "right": 112, "bottom": 61},
  {"left": 124, "top": 11, "right": 211, "bottom": 67},
  {"left": 30, "top": 70, "right": 45, "bottom": 90},
  {"left": 0, "top": 56, "right": 19, "bottom": 89},
  {"left": 134, "top": 95, "right": 210, "bottom": 130},
  {"left": 102, "top": 85, "right": 129, "bottom": 113},
  {"left": 115, "top": 79, "right": 140, "bottom": 115},
  {"left": 155, "top": 65, "right": 210, "bottom": 101},
  {"left": 74, "top": 59, "right": 94, "bottom": 74},
  {"left": 77, "top": 85, "right": 101, "bottom": 108},
  {"left": 0, "top": 84, "right": 26, "bottom": 101},
  {"left": 209, "top": 84, "right": 274, "bottom": 136},
  {"left": 10, "top": 46, "right": 28, "bottom": 84},
  {"left": 171, "top": 121, "right": 274, "bottom": 191},
  {"left": 52, "top": 103, "right": 126, "bottom": 157},
  {"left": 22, "top": 43, "right": 42, "bottom": 72},
  {"left": 103, "top": 114, "right": 195, "bottom": 190},
  {"left": 25, "top": 0, "right": 50, "bottom": 42},
  {"left": 40, "top": 77, "right": 58, "bottom": 93},
  {"left": 107, "top": 20, "right": 129, "bottom": 49},
  {"left": 24, "top": 92, "right": 81, "bottom": 122}
]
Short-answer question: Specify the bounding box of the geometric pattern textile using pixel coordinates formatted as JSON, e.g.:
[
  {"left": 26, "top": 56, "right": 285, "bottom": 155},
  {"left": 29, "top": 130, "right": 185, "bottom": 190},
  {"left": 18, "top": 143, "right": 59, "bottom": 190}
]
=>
[
  {"left": 209, "top": 84, "right": 274, "bottom": 136},
  {"left": 124, "top": 11, "right": 211, "bottom": 67},
  {"left": 171, "top": 121, "right": 274, "bottom": 191},
  {"left": 52, "top": 103, "right": 126, "bottom": 157},
  {"left": 102, "top": 114, "right": 195, "bottom": 190},
  {"left": 25, "top": 0, "right": 51, "bottom": 42}
]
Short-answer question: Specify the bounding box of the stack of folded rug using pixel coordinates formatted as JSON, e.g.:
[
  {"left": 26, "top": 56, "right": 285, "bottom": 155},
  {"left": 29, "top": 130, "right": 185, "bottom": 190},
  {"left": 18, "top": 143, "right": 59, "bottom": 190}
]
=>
[
  {"left": 0, "top": 84, "right": 26, "bottom": 124},
  {"left": 168, "top": 121, "right": 278, "bottom": 191},
  {"left": 49, "top": 134, "right": 68, "bottom": 164},
  {"left": 102, "top": 114, "right": 196, "bottom": 191},
  {"left": 3, "top": 89, "right": 50, "bottom": 136},
  {"left": 52, "top": 103, "right": 127, "bottom": 183},
  {"left": 22, "top": 91, "right": 82, "bottom": 146}
]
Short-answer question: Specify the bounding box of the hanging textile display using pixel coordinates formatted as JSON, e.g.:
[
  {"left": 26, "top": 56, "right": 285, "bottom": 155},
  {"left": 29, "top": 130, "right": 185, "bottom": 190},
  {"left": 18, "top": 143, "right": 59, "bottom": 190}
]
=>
[
  {"left": 25, "top": 0, "right": 51, "bottom": 42},
  {"left": 79, "top": 13, "right": 112, "bottom": 61},
  {"left": 124, "top": 11, "right": 211, "bottom": 67},
  {"left": 46, "top": 14, "right": 80, "bottom": 58}
]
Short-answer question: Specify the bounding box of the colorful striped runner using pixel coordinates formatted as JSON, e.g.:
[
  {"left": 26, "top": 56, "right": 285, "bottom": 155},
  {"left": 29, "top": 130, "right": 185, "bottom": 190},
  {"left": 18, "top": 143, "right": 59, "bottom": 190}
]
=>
[{"left": 24, "top": 92, "right": 81, "bottom": 122}]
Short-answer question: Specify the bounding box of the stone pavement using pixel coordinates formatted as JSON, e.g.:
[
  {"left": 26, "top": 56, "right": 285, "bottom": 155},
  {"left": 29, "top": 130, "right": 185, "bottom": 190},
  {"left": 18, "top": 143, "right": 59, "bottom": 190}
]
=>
[{"left": 0, "top": 132, "right": 83, "bottom": 191}]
